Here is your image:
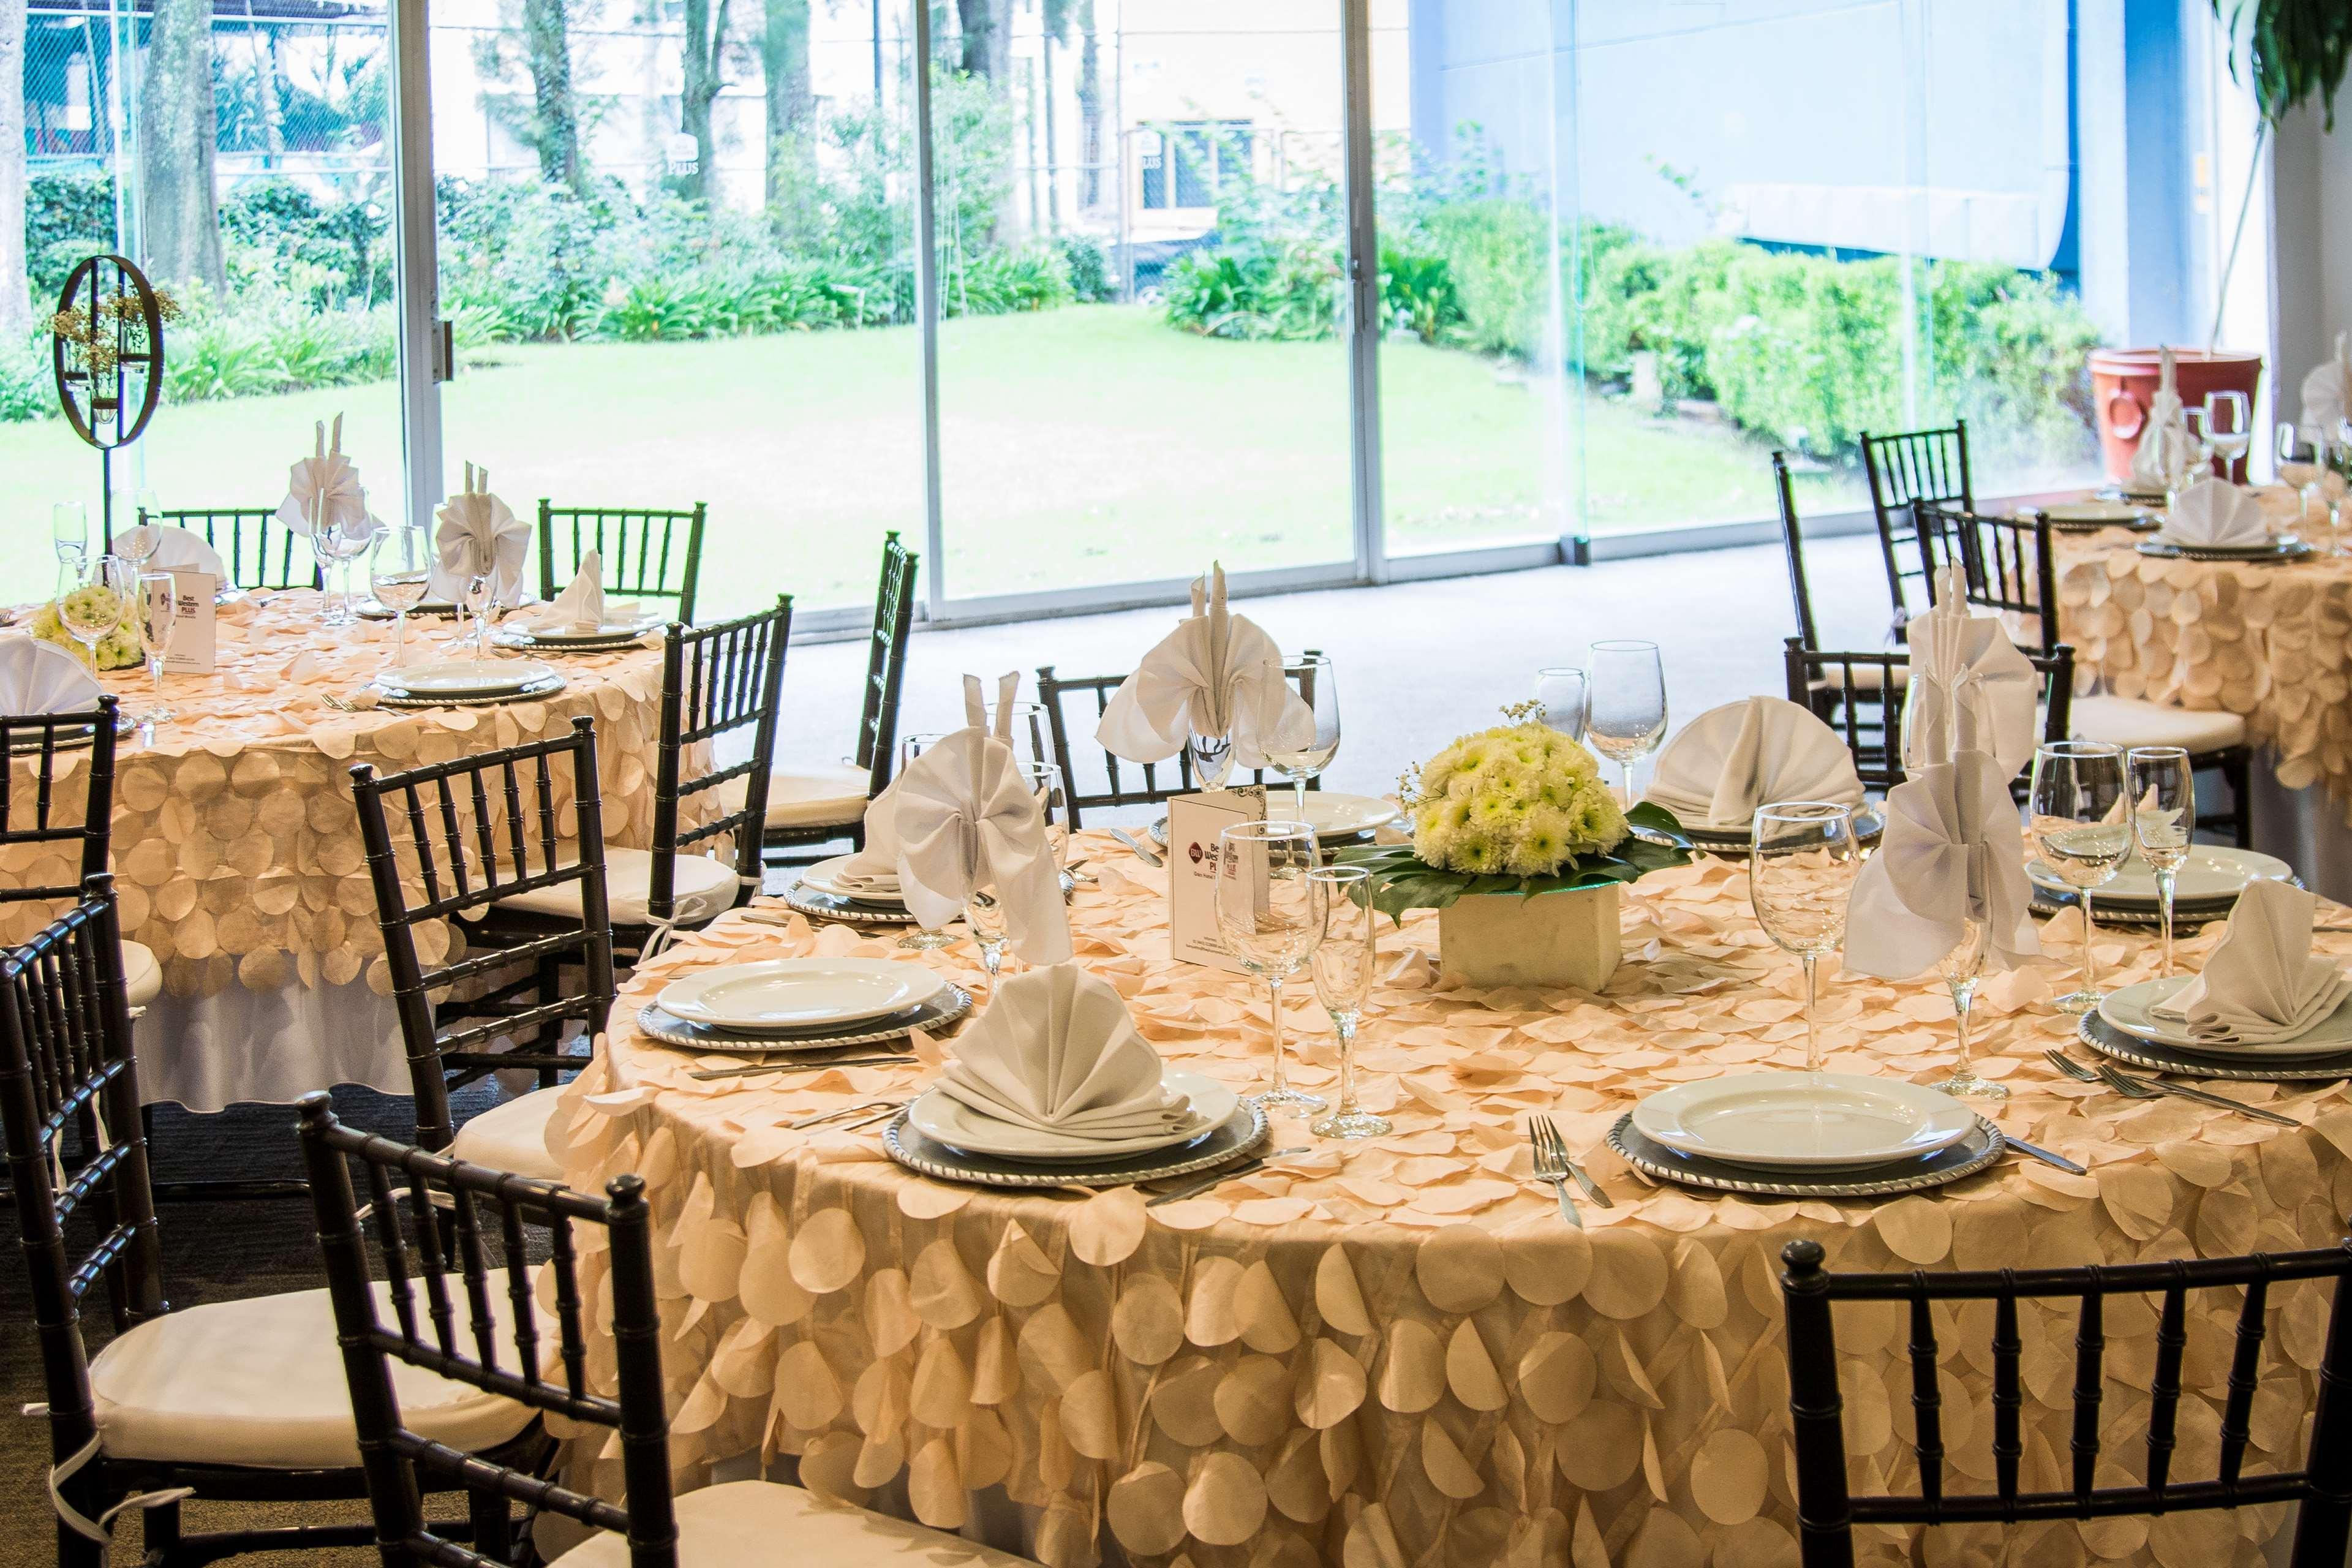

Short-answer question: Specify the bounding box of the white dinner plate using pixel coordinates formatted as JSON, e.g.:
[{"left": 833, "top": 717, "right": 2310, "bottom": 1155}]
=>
[
  {"left": 2045, "top": 502, "right": 2150, "bottom": 526},
  {"left": 374, "top": 658, "right": 557, "bottom": 698},
  {"left": 798, "top": 855, "right": 905, "bottom": 905},
  {"left": 907, "top": 1070, "right": 1237, "bottom": 1161},
  {"left": 502, "top": 614, "right": 666, "bottom": 645},
  {"left": 1632, "top": 1072, "right": 1978, "bottom": 1170},
  {"left": 2150, "top": 534, "right": 2286, "bottom": 556},
  {"left": 2098, "top": 976, "right": 2352, "bottom": 1058},
  {"left": 2029, "top": 845, "right": 2293, "bottom": 907},
  {"left": 658, "top": 959, "right": 946, "bottom": 1031}
]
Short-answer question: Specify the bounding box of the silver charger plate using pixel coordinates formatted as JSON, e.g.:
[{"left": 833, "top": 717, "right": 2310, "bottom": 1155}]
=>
[
  {"left": 2029, "top": 889, "right": 2241, "bottom": 930},
  {"left": 883, "top": 1099, "right": 1269, "bottom": 1189},
  {"left": 1607, "top": 1111, "right": 2005, "bottom": 1199},
  {"left": 2135, "top": 538, "right": 2314, "bottom": 564},
  {"left": 491, "top": 623, "right": 664, "bottom": 654},
  {"left": 356, "top": 599, "right": 460, "bottom": 619},
  {"left": 2046, "top": 514, "right": 2160, "bottom": 535},
  {"left": 1682, "top": 807, "right": 1884, "bottom": 860},
  {"left": 2078, "top": 1011, "right": 2352, "bottom": 1084},
  {"left": 782, "top": 881, "right": 921, "bottom": 926},
  {"left": 635, "top": 985, "right": 971, "bottom": 1055},
  {"left": 373, "top": 673, "right": 568, "bottom": 709}
]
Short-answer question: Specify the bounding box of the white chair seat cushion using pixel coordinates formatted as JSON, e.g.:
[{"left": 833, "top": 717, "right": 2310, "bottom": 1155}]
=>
[
  {"left": 89, "top": 1283, "right": 540, "bottom": 1469},
  {"left": 493, "top": 846, "right": 737, "bottom": 928},
  {"left": 1807, "top": 660, "right": 1910, "bottom": 695},
  {"left": 2071, "top": 696, "right": 2247, "bottom": 754},
  {"left": 750, "top": 762, "right": 872, "bottom": 831},
  {"left": 547, "top": 1480, "right": 1039, "bottom": 1567},
  {"left": 121, "top": 939, "right": 161, "bottom": 1007},
  {"left": 451, "top": 1087, "right": 565, "bottom": 1181}
]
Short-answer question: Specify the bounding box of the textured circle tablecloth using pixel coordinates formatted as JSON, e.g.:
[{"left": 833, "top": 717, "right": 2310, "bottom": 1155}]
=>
[
  {"left": 551, "top": 830, "right": 2352, "bottom": 1568},
  {"left": 0, "top": 590, "right": 673, "bottom": 999}
]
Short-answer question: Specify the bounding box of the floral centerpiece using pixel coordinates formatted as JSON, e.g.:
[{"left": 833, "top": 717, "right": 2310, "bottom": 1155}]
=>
[
  {"left": 1341, "top": 707, "right": 1692, "bottom": 989},
  {"left": 29, "top": 584, "right": 141, "bottom": 671}
]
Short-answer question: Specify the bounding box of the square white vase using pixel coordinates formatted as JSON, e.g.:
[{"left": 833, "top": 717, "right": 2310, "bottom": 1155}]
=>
[{"left": 1437, "top": 884, "right": 1622, "bottom": 992}]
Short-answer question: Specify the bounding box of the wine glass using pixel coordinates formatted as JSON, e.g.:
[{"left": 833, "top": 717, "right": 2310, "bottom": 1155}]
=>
[
  {"left": 1931, "top": 919, "right": 2002, "bottom": 1101},
  {"left": 1266, "top": 654, "right": 1340, "bottom": 824},
  {"left": 981, "top": 701, "right": 1060, "bottom": 772},
  {"left": 2206, "top": 390, "right": 2252, "bottom": 480},
  {"left": 59, "top": 554, "right": 134, "bottom": 668},
  {"left": 369, "top": 521, "right": 434, "bottom": 669},
  {"left": 1305, "top": 864, "right": 1388, "bottom": 1140},
  {"left": 2177, "top": 405, "right": 2212, "bottom": 491},
  {"left": 896, "top": 733, "right": 957, "bottom": 952},
  {"left": 2280, "top": 424, "right": 2333, "bottom": 546},
  {"left": 2127, "top": 745, "right": 2196, "bottom": 980},
  {"left": 1534, "top": 666, "right": 1591, "bottom": 741},
  {"left": 135, "top": 570, "right": 178, "bottom": 740},
  {"left": 51, "top": 502, "right": 88, "bottom": 594},
  {"left": 2029, "top": 741, "right": 2130, "bottom": 1015},
  {"left": 1749, "top": 802, "right": 1861, "bottom": 1074},
  {"left": 317, "top": 515, "right": 382, "bottom": 627},
  {"left": 118, "top": 492, "right": 162, "bottom": 576},
  {"left": 1586, "top": 640, "right": 1668, "bottom": 806},
  {"left": 461, "top": 571, "right": 492, "bottom": 659},
  {"left": 1015, "top": 759, "right": 1067, "bottom": 883},
  {"left": 1215, "top": 820, "right": 1329, "bottom": 1112}
]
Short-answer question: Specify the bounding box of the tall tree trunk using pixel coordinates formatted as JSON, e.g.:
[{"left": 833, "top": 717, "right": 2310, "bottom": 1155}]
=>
[
  {"left": 522, "top": 0, "right": 583, "bottom": 190},
  {"left": 679, "top": 0, "right": 733, "bottom": 206},
  {"left": 139, "top": 0, "right": 226, "bottom": 293},
  {"left": 1076, "top": 0, "right": 1099, "bottom": 210},
  {"left": 761, "top": 0, "right": 810, "bottom": 208},
  {"left": 0, "top": 0, "right": 29, "bottom": 341},
  {"left": 252, "top": 21, "right": 286, "bottom": 165},
  {"left": 954, "top": 0, "right": 1008, "bottom": 81}
]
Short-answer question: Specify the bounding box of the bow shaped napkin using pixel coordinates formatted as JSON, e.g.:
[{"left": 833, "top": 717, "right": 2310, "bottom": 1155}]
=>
[
  {"left": 2303, "top": 330, "right": 2352, "bottom": 432},
  {"left": 1902, "top": 565, "right": 2038, "bottom": 779},
  {"left": 1844, "top": 751, "right": 2040, "bottom": 979},
  {"left": 142, "top": 526, "right": 227, "bottom": 579},
  {"left": 2153, "top": 880, "right": 2352, "bottom": 1046},
  {"left": 1095, "top": 562, "right": 1313, "bottom": 768},
  {"left": 839, "top": 674, "right": 1020, "bottom": 890},
  {"left": 936, "top": 961, "right": 1197, "bottom": 1142},
  {"left": 893, "top": 725, "right": 1073, "bottom": 963},
  {"left": 430, "top": 464, "right": 529, "bottom": 606},
  {"left": 2159, "top": 478, "right": 2271, "bottom": 548},
  {"left": 0, "top": 635, "right": 104, "bottom": 715},
  {"left": 274, "top": 415, "right": 368, "bottom": 540},
  {"left": 2130, "top": 346, "right": 2192, "bottom": 491},
  {"left": 1646, "top": 696, "right": 1864, "bottom": 829},
  {"left": 527, "top": 551, "right": 630, "bottom": 632}
]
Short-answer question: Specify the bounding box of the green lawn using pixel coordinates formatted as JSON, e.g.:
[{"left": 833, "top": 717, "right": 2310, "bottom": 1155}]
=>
[{"left": 0, "top": 305, "right": 1844, "bottom": 617}]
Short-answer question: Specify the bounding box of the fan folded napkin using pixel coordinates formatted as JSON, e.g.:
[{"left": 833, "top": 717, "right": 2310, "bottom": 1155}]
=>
[
  {"left": 1844, "top": 751, "right": 2040, "bottom": 979},
  {"left": 1902, "top": 565, "right": 2039, "bottom": 778},
  {"left": 936, "top": 962, "right": 1195, "bottom": 1140},
  {"left": 524, "top": 552, "right": 639, "bottom": 632},
  {"left": 1645, "top": 696, "right": 1864, "bottom": 829},
  {"left": 2304, "top": 330, "right": 2352, "bottom": 432},
  {"left": 0, "top": 635, "right": 105, "bottom": 714},
  {"left": 843, "top": 673, "right": 1018, "bottom": 886},
  {"left": 2130, "top": 346, "right": 2192, "bottom": 491},
  {"left": 1095, "top": 562, "right": 1313, "bottom": 769},
  {"left": 428, "top": 464, "right": 530, "bottom": 606},
  {"left": 274, "top": 415, "right": 368, "bottom": 540},
  {"left": 894, "top": 721, "right": 1073, "bottom": 963},
  {"left": 2159, "top": 479, "right": 2271, "bottom": 548},
  {"left": 2152, "top": 880, "right": 2352, "bottom": 1046},
  {"left": 143, "top": 526, "right": 227, "bottom": 579}
]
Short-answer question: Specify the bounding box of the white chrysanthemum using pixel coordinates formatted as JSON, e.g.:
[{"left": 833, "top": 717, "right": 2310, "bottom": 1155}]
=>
[{"left": 1409, "top": 720, "right": 1625, "bottom": 875}]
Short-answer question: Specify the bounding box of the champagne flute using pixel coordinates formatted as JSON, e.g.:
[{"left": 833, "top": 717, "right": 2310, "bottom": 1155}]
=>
[
  {"left": 1931, "top": 919, "right": 2002, "bottom": 1101},
  {"left": 1749, "top": 802, "right": 1861, "bottom": 1074},
  {"left": 369, "top": 521, "right": 433, "bottom": 669},
  {"left": 135, "top": 570, "right": 178, "bottom": 740},
  {"left": 461, "top": 571, "right": 492, "bottom": 659},
  {"left": 1534, "top": 666, "right": 1591, "bottom": 741},
  {"left": 1015, "top": 760, "right": 1067, "bottom": 884},
  {"left": 2206, "top": 390, "right": 2252, "bottom": 481},
  {"left": 51, "top": 502, "right": 88, "bottom": 594},
  {"left": 119, "top": 492, "right": 162, "bottom": 575},
  {"left": 59, "top": 554, "right": 134, "bottom": 668},
  {"left": 896, "top": 733, "right": 958, "bottom": 951},
  {"left": 2126, "top": 745, "right": 2196, "bottom": 980},
  {"left": 981, "top": 701, "right": 1060, "bottom": 772},
  {"left": 2029, "top": 741, "right": 2130, "bottom": 1014},
  {"left": 1266, "top": 653, "right": 1340, "bottom": 824},
  {"left": 1586, "top": 640, "right": 1668, "bottom": 807},
  {"left": 1215, "top": 820, "right": 1329, "bottom": 1112},
  {"left": 2177, "top": 405, "right": 2212, "bottom": 490},
  {"left": 1305, "top": 864, "right": 1388, "bottom": 1140}
]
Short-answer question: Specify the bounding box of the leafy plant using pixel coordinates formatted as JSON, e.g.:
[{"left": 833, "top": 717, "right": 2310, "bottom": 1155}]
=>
[{"left": 2213, "top": 0, "right": 2352, "bottom": 127}]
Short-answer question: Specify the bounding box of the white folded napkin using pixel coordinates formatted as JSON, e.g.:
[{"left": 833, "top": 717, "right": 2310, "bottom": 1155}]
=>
[
  {"left": 1902, "top": 565, "right": 2039, "bottom": 779},
  {"left": 1095, "top": 562, "right": 1313, "bottom": 769},
  {"left": 1844, "top": 750, "right": 2040, "bottom": 980},
  {"left": 143, "top": 526, "right": 227, "bottom": 578},
  {"left": 936, "top": 961, "right": 1196, "bottom": 1140},
  {"left": 2303, "top": 330, "right": 2352, "bottom": 432},
  {"left": 428, "top": 463, "right": 530, "bottom": 606},
  {"left": 2159, "top": 478, "right": 2271, "bottom": 548},
  {"left": 2153, "top": 880, "right": 2352, "bottom": 1046},
  {"left": 893, "top": 725, "right": 1073, "bottom": 963},
  {"left": 2130, "top": 346, "right": 2192, "bottom": 491},
  {"left": 844, "top": 674, "right": 1016, "bottom": 886},
  {"left": 0, "top": 635, "right": 105, "bottom": 714},
  {"left": 526, "top": 551, "right": 625, "bottom": 632},
  {"left": 1645, "top": 696, "right": 1864, "bottom": 829},
  {"left": 274, "top": 415, "right": 368, "bottom": 540}
]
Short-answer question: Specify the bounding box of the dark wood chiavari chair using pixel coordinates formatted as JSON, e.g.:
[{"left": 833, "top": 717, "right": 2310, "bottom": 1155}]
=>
[
  {"left": 138, "top": 506, "right": 322, "bottom": 592},
  {"left": 1776, "top": 451, "right": 1909, "bottom": 727},
  {"left": 1034, "top": 665, "right": 1300, "bottom": 831},
  {"left": 1782, "top": 638, "right": 2075, "bottom": 795},
  {"left": 1859, "top": 420, "right": 1972, "bottom": 640},
  {"left": 1780, "top": 1236, "right": 2352, "bottom": 1568},
  {"left": 537, "top": 501, "right": 707, "bottom": 624}
]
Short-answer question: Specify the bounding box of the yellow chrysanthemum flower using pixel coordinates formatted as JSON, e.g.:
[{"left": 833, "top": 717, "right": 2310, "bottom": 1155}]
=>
[{"left": 1406, "top": 720, "right": 1626, "bottom": 876}]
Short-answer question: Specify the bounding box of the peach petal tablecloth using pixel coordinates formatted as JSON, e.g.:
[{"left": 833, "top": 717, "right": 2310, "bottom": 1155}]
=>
[
  {"left": 549, "top": 827, "right": 2352, "bottom": 1568},
  {"left": 1, "top": 590, "right": 673, "bottom": 1108}
]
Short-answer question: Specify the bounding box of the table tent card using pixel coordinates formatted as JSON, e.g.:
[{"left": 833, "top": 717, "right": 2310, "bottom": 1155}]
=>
[
  {"left": 161, "top": 570, "right": 217, "bottom": 673},
  {"left": 1168, "top": 784, "right": 1266, "bottom": 973}
]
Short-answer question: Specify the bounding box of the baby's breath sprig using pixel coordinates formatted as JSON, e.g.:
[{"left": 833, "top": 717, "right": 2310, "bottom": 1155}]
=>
[{"left": 1498, "top": 698, "right": 1544, "bottom": 724}]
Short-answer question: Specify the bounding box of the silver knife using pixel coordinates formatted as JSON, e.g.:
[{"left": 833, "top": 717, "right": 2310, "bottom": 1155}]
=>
[
  {"left": 2136, "top": 1077, "right": 2301, "bottom": 1127},
  {"left": 688, "top": 1054, "right": 916, "bottom": 1082},
  {"left": 1108, "top": 827, "right": 1165, "bottom": 868},
  {"left": 2002, "top": 1135, "right": 2086, "bottom": 1175}
]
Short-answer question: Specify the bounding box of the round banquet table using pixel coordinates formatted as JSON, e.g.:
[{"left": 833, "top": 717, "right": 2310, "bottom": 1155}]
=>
[
  {"left": 550, "top": 828, "right": 2352, "bottom": 1568},
  {"left": 0, "top": 589, "right": 673, "bottom": 1110}
]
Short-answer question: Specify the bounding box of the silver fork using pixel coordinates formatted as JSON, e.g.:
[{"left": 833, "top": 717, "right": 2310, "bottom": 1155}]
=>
[
  {"left": 2095, "top": 1061, "right": 2297, "bottom": 1126},
  {"left": 1525, "top": 1117, "right": 1580, "bottom": 1226},
  {"left": 1532, "top": 1113, "right": 1611, "bottom": 1210},
  {"left": 788, "top": 1099, "right": 905, "bottom": 1131}
]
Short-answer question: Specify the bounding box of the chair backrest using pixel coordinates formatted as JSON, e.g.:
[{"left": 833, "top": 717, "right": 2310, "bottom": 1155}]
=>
[
  {"left": 347, "top": 716, "right": 616, "bottom": 1153},
  {"left": 1773, "top": 450, "right": 1822, "bottom": 649},
  {"left": 0, "top": 698, "right": 118, "bottom": 908},
  {"left": 1779, "top": 1235, "right": 2352, "bottom": 1568},
  {"left": 1913, "top": 499, "right": 2058, "bottom": 657},
  {"left": 1781, "top": 638, "right": 2074, "bottom": 793},
  {"left": 298, "top": 1093, "right": 677, "bottom": 1568},
  {"left": 537, "top": 502, "right": 706, "bottom": 624},
  {"left": 854, "top": 532, "right": 920, "bottom": 793},
  {"left": 649, "top": 598, "right": 791, "bottom": 924},
  {"left": 1859, "top": 421, "right": 1972, "bottom": 636},
  {"left": 142, "top": 506, "right": 320, "bottom": 592},
  {"left": 0, "top": 879, "right": 168, "bottom": 1539},
  {"left": 1036, "top": 665, "right": 1287, "bottom": 830}
]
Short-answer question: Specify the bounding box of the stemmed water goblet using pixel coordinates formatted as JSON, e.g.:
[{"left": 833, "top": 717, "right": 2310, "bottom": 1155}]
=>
[
  {"left": 1215, "top": 820, "right": 1329, "bottom": 1112},
  {"left": 2029, "top": 741, "right": 2130, "bottom": 1014},
  {"left": 1266, "top": 653, "right": 1340, "bottom": 824},
  {"left": 369, "top": 521, "right": 434, "bottom": 669},
  {"left": 134, "top": 571, "right": 178, "bottom": 741},
  {"left": 2279, "top": 424, "right": 2335, "bottom": 550},
  {"left": 1587, "top": 640, "right": 1667, "bottom": 806},
  {"left": 1534, "top": 666, "right": 1591, "bottom": 740},
  {"left": 316, "top": 512, "right": 382, "bottom": 627},
  {"left": 895, "top": 733, "right": 959, "bottom": 952},
  {"left": 2126, "top": 745, "right": 2196, "bottom": 980},
  {"left": 2205, "top": 390, "right": 2252, "bottom": 481},
  {"left": 59, "top": 554, "right": 135, "bottom": 672},
  {"left": 1749, "top": 801, "right": 1862, "bottom": 1074},
  {"left": 118, "top": 492, "right": 162, "bottom": 578},
  {"left": 1305, "top": 864, "right": 1388, "bottom": 1140},
  {"left": 461, "top": 572, "right": 494, "bottom": 659}
]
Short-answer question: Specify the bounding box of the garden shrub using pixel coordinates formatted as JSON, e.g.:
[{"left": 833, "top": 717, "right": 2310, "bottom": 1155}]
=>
[{"left": 1419, "top": 197, "right": 1549, "bottom": 359}]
